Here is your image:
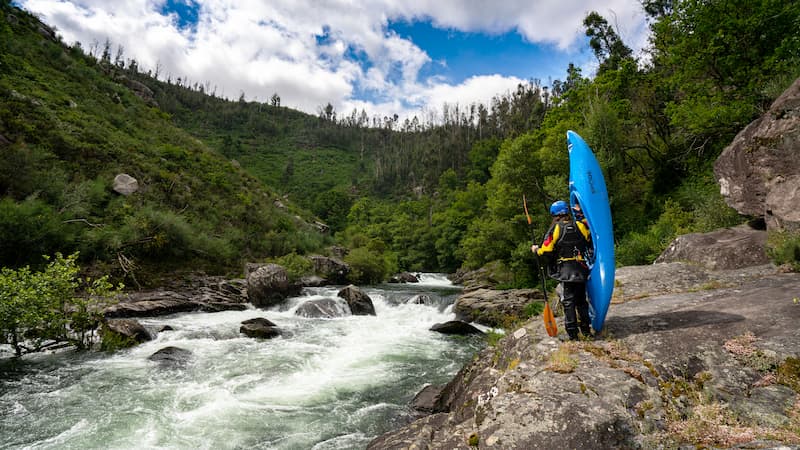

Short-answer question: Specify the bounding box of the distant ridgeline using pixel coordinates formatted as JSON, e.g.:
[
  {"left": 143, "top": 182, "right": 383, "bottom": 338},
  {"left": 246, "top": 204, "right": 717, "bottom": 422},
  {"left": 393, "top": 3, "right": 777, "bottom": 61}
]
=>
[{"left": 0, "top": 3, "right": 328, "bottom": 280}]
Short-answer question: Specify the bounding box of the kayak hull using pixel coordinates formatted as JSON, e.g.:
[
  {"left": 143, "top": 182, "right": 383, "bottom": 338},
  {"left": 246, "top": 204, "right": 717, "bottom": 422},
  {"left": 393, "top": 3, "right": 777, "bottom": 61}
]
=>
[{"left": 567, "top": 130, "right": 615, "bottom": 332}]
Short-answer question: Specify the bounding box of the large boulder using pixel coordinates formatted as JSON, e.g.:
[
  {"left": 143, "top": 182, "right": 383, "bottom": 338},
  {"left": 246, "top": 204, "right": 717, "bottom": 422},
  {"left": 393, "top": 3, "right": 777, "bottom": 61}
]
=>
[
  {"left": 122, "top": 78, "right": 157, "bottom": 106},
  {"left": 112, "top": 173, "right": 139, "bottom": 196},
  {"left": 294, "top": 298, "right": 349, "bottom": 318},
  {"left": 714, "top": 77, "right": 800, "bottom": 232},
  {"left": 388, "top": 272, "right": 419, "bottom": 283},
  {"left": 104, "top": 297, "right": 199, "bottom": 318},
  {"left": 430, "top": 320, "right": 484, "bottom": 335},
  {"left": 453, "top": 288, "right": 542, "bottom": 327},
  {"left": 102, "top": 319, "right": 152, "bottom": 346},
  {"left": 655, "top": 224, "right": 770, "bottom": 270},
  {"left": 246, "top": 263, "right": 298, "bottom": 308},
  {"left": 308, "top": 255, "right": 350, "bottom": 284},
  {"left": 410, "top": 384, "right": 447, "bottom": 414},
  {"left": 148, "top": 346, "right": 193, "bottom": 367},
  {"left": 337, "top": 285, "right": 376, "bottom": 316},
  {"left": 449, "top": 261, "right": 514, "bottom": 291},
  {"left": 104, "top": 280, "right": 249, "bottom": 318},
  {"left": 240, "top": 317, "right": 282, "bottom": 338}
]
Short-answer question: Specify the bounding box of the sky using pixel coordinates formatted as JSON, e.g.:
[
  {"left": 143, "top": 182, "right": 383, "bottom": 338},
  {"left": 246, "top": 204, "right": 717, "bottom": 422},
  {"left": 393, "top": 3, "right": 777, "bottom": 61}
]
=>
[{"left": 18, "top": 0, "right": 650, "bottom": 122}]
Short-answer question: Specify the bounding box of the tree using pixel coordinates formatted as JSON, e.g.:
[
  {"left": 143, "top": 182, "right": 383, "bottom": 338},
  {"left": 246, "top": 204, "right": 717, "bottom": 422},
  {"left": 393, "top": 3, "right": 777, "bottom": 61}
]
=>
[
  {"left": 0, "top": 253, "right": 120, "bottom": 357},
  {"left": 583, "top": 11, "right": 634, "bottom": 74},
  {"left": 100, "top": 37, "right": 111, "bottom": 64}
]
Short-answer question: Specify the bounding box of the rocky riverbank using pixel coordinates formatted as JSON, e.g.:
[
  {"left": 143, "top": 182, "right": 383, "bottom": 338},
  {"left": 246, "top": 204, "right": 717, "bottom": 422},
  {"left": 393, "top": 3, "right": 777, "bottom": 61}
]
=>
[{"left": 368, "top": 262, "right": 800, "bottom": 449}]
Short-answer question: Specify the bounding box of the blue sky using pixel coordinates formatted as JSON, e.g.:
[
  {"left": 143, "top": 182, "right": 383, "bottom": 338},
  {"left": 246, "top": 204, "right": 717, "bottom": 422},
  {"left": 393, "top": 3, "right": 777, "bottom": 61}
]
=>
[
  {"left": 388, "top": 20, "right": 584, "bottom": 85},
  {"left": 19, "top": 0, "right": 648, "bottom": 122}
]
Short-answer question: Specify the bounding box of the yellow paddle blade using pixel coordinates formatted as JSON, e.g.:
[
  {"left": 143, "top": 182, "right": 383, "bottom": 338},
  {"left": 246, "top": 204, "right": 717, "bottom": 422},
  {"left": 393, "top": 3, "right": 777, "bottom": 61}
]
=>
[{"left": 543, "top": 302, "right": 558, "bottom": 337}]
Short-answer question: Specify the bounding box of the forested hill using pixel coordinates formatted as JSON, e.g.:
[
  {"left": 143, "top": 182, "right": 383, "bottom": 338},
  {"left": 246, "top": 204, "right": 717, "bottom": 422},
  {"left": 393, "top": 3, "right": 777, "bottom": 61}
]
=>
[
  {"left": 2, "top": 0, "right": 800, "bottom": 286},
  {"left": 0, "top": 3, "right": 329, "bottom": 284},
  {"left": 134, "top": 0, "right": 799, "bottom": 282}
]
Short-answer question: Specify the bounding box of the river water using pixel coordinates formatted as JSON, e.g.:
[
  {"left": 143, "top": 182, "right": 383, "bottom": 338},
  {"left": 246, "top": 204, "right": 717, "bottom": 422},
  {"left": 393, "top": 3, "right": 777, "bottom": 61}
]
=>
[{"left": 0, "top": 274, "right": 485, "bottom": 450}]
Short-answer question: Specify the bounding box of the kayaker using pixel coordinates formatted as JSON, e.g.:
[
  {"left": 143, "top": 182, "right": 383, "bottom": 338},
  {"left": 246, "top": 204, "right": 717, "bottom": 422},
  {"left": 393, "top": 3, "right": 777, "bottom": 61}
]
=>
[{"left": 531, "top": 200, "right": 593, "bottom": 340}]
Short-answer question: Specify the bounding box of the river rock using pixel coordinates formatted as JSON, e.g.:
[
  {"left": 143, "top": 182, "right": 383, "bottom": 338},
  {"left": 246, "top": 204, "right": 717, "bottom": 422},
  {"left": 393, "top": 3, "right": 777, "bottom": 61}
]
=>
[
  {"left": 655, "top": 224, "right": 770, "bottom": 270},
  {"left": 240, "top": 317, "right": 282, "bottom": 338},
  {"left": 448, "top": 261, "right": 514, "bottom": 291},
  {"left": 298, "top": 275, "right": 327, "bottom": 287},
  {"left": 104, "top": 280, "right": 249, "bottom": 318},
  {"left": 148, "top": 346, "right": 192, "bottom": 367},
  {"left": 295, "top": 299, "right": 349, "bottom": 318},
  {"left": 246, "top": 263, "right": 298, "bottom": 308},
  {"left": 198, "top": 302, "right": 248, "bottom": 313},
  {"left": 388, "top": 272, "right": 419, "bottom": 283},
  {"left": 104, "top": 298, "right": 199, "bottom": 318},
  {"left": 453, "top": 288, "right": 541, "bottom": 327},
  {"left": 430, "top": 320, "right": 484, "bottom": 335},
  {"left": 408, "top": 294, "right": 432, "bottom": 305},
  {"left": 410, "top": 384, "right": 447, "bottom": 414},
  {"left": 103, "top": 319, "right": 152, "bottom": 345},
  {"left": 714, "top": 76, "right": 800, "bottom": 232},
  {"left": 309, "top": 255, "right": 350, "bottom": 284},
  {"left": 337, "top": 285, "right": 376, "bottom": 316},
  {"left": 112, "top": 173, "right": 139, "bottom": 196}
]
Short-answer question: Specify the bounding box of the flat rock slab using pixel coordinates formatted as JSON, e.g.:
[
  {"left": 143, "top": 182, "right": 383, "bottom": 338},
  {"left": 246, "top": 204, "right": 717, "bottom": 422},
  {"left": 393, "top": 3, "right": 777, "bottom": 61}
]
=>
[
  {"left": 608, "top": 271, "right": 800, "bottom": 363},
  {"left": 369, "top": 266, "right": 800, "bottom": 449}
]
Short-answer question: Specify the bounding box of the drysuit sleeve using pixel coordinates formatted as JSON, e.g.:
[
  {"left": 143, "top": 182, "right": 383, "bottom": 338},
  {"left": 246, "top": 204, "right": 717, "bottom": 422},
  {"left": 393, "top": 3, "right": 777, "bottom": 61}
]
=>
[
  {"left": 536, "top": 224, "right": 560, "bottom": 257},
  {"left": 576, "top": 220, "right": 591, "bottom": 242}
]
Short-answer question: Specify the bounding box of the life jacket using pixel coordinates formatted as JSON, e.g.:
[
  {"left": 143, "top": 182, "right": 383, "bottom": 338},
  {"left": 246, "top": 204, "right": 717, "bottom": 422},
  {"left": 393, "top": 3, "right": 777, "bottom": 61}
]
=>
[{"left": 554, "top": 218, "right": 590, "bottom": 262}]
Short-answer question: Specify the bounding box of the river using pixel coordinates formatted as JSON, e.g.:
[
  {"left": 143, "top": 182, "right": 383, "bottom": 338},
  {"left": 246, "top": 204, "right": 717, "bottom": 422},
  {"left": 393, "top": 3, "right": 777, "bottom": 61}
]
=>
[{"left": 0, "top": 274, "right": 485, "bottom": 450}]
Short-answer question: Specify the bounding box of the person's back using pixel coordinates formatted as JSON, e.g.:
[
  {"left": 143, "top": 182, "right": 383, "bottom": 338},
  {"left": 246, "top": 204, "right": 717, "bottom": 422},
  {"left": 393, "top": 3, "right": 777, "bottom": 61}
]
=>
[
  {"left": 547, "top": 216, "right": 590, "bottom": 282},
  {"left": 533, "top": 200, "right": 593, "bottom": 340}
]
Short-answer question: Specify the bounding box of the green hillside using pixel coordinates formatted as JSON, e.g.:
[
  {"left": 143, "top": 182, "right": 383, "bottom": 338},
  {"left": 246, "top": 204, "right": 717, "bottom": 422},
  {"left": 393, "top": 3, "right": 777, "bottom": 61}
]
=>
[
  {"left": 0, "top": 3, "right": 328, "bottom": 284},
  {"left": 131, "top": 78, "right": 370, "bottom": 209},
  {"left": 2, "top": 0, "right": 798, "bottom": 287}
]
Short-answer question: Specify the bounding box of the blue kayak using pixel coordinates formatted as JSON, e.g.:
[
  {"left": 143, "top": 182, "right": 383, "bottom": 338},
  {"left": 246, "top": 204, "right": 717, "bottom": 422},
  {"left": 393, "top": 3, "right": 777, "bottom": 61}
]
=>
[{"left": 567, "top": 131, "right": 615, "bottom": 332}]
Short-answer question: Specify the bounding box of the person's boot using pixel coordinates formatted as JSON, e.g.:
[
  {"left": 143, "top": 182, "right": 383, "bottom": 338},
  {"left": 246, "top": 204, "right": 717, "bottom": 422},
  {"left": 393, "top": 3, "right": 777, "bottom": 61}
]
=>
[
  {"left": 567, "top": 328, "right": 579, "bottom": 341},
  {"left": 579, "top": 324, "right": 593, "bottom": 340}
]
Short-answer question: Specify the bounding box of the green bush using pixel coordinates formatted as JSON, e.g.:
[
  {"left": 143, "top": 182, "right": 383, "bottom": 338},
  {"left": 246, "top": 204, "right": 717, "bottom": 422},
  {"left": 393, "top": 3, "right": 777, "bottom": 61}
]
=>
[
  {"left": 0, "top": 252, "right": 120, "bottom": 357},
  {"left": 616, "top": 230, "right": 663, "bottom": 266},
  {"left": 344, "top": 247, "right": 388, "bottom": 284},
  {"left": 0, "top": 197, "right": 74, "bottom": 266},
  {"left": 270, "top": 252, "right": 314, "bottom": 282},
  {"left": 523, "top": 302, "right": 545, "bottom": 318},
  {"left": 616, "top": 199, "right": 693, "bottom": 266},
  {"left": 767, "top": 230, "right": 800, "bottom": 271}
]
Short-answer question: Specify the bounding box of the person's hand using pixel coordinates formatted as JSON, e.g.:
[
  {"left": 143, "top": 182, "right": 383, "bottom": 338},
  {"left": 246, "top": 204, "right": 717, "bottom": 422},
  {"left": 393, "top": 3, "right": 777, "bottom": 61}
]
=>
[{"left": 531, "top": 244, "right": 539, "bottom": 253}]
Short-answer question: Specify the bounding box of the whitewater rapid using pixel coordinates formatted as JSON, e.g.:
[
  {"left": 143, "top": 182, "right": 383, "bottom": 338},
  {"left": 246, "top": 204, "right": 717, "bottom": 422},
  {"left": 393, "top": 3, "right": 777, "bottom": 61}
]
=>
[{"left": 0, "top": 274, "right": 482, "bottom": 450}]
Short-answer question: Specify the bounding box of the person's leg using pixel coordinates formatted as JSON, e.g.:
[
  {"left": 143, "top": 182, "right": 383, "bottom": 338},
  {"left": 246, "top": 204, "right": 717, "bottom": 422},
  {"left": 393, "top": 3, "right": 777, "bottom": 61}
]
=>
[
  {"left": 561, "top": 282, "right": 579, "bottom": 340},
  {"left": 573, "top": 282, "right": 592, "bottom": 337}
]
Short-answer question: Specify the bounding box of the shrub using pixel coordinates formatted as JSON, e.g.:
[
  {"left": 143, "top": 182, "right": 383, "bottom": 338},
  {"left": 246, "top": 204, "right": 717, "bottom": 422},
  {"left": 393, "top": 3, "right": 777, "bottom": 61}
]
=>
[
  {"left": 270, "top": 252, "right": 313, "bottom": 282},
  {"left": 0, "top": 198, "right": 74, "bottom": 266},
  {"left": 0, "top": 252, "right": 120, "bottom": 356},
  {"left": 344, "top": 247, "right": 388, "bottom": 284},
  {"left": 767, "top": 230, "right": 800, "bottom": 271}
]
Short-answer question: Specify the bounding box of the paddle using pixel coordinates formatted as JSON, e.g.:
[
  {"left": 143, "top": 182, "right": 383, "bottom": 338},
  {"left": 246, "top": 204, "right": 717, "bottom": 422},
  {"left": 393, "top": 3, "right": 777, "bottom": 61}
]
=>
[{"left": 523, "top": 195, "right": 558, "bottom": 337}]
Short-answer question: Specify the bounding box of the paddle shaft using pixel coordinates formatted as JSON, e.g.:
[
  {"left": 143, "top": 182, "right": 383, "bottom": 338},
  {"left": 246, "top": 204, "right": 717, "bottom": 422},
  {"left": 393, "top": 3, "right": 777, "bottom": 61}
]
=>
[{"left": 524, "top": 195, "right": 558, "bottom": 337}]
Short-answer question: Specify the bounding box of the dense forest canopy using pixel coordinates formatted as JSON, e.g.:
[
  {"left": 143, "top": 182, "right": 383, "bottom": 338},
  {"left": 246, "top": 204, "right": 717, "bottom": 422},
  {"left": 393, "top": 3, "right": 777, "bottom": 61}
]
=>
[{"left": 1, "top": 0, "right": 799, "bottom": 287}]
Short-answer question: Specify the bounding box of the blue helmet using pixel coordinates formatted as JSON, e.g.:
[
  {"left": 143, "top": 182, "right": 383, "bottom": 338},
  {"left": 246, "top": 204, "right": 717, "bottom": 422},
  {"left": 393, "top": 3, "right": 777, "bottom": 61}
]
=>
[{"left": 549, "top": 200, "right": 569, "bottom": 216}]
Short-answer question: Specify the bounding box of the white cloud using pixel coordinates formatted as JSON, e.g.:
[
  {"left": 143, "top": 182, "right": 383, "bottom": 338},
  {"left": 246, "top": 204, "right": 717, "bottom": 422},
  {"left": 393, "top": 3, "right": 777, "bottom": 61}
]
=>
[{"left": 19, "top": 0, "right": 648, "bottom": 122}]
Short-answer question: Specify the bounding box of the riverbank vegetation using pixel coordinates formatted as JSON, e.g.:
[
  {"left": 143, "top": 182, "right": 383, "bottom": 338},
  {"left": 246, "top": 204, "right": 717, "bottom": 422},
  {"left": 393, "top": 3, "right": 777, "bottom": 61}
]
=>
[{"left": 0, "top": 253, "right": 120, "bottom": 357}]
